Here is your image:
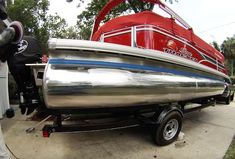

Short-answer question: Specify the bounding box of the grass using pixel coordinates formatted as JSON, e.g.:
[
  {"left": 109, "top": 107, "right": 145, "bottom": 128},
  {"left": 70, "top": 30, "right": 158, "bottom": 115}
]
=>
[{"left": 224, "top": 135, "right": 235, "bottom": 159}]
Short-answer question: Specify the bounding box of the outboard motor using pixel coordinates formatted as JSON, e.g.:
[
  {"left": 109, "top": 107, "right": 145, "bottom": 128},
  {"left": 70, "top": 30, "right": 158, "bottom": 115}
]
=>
[{"left": 7, "top": 36, "right": 42, "bottom": 115}]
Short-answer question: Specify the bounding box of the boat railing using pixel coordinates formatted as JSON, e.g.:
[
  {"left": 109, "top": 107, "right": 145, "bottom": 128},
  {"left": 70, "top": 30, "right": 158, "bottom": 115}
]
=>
[
  {"left": 101, "top": 24, "right": 194, "bottom": 50},
  {"left": 100, "top": 24, "right": 175, "bottom": 47},
  {"left": 100, "top": 24, "right": 225, "bottom": 74}
]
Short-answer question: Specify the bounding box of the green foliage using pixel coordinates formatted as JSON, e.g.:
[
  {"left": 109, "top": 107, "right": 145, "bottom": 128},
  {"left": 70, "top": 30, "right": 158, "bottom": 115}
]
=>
[
  {"left": 212, "top": 41, "right": 221, "bottom": 52},
  {"left": 77, "top": 0, "right": 178, "bottom": 40},
  {"left": 46, "top": 14, "right": 68, "bottom": 38},
  {"left": 211, "top": 36, "right": 235, "bottom": 76},
  {"left": 6, "top": 0, "right": 46, "bottom": 35},
  {"left": 221, "top": 35, "right": 235, "bottom": 76},
  {"left": 63, "top": 26, "right": 80, "bottom": 39},
  {"left": 221, "top": 35, "right": 235, "bottom": 58},
  {"left": 126, "top": 0, "right": 154, "bottom": 13},
  {"left": 224, "top": 135, "right": 235, "bottom": 159}
]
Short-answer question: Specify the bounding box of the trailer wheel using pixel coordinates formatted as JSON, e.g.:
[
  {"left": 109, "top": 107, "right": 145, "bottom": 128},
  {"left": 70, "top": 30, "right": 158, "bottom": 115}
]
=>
[{"left": 152, "top": 111, "right": 182, "bottom": 146}]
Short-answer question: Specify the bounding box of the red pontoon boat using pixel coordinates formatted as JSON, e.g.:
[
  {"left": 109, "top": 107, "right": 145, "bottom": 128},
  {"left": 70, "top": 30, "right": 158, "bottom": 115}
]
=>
[
  {"left": 36, "top": 0, "right": 233, "bottom": 145},
  {"left": 1, "top": 0, "right": 233, "bottom": 146},
  {"left": 44, "top": 0, "right": 231, "bottom": 108}
]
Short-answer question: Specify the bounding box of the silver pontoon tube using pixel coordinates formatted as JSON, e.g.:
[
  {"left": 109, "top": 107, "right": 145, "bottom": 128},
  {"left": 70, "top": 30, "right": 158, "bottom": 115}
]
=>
[{"left": 43, "top": 39, "right": 227, "bottom": 109}]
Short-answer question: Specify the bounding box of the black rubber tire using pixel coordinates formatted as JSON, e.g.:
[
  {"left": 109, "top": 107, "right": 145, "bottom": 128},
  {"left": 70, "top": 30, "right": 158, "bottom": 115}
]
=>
[
  {"left": 152, "top": 111, "right": 182, "bottom": 146},
  {"left": 231, "top": 93, "right": 234, "bottom": 101},
  {"left": 225, "top": 96, "right": 231, "bottom": 105}
]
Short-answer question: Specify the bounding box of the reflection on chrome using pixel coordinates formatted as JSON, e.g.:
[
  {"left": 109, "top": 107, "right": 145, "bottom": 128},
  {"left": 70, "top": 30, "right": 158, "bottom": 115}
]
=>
[{"left": 43, "top": 58, "right": 224, "bottom": 108}]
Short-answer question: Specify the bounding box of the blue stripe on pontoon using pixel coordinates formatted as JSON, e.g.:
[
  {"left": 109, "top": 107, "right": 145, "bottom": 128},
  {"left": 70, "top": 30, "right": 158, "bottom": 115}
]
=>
[{"left": 49, "top": 59, "right": 223, "bottom": 82}]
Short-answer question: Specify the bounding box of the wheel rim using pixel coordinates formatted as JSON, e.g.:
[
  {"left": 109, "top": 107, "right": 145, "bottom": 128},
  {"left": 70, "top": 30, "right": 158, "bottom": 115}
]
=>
[{"left": 163, "top": 119, "right": 179, "bottom": 141}]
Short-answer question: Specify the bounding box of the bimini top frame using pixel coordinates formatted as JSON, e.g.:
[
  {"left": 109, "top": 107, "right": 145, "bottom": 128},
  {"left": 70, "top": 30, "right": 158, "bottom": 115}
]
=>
[{"left": 91, "top": 0, "right": 192, "bottom": 39}]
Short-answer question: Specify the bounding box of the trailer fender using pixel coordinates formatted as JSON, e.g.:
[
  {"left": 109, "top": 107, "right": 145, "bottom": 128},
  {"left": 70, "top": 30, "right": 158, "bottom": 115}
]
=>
[{"left": 156, "top": 106, "right": 183, "bottom": 124}]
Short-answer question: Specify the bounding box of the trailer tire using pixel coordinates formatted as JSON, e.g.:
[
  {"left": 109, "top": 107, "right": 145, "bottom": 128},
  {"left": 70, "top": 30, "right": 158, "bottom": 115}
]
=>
[{"left": 152, "top": 111, "right": 182, "bottom": 146}]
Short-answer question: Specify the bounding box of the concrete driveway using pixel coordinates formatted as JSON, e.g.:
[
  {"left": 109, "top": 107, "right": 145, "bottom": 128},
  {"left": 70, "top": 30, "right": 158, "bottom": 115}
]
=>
[{"left": 1, "top": 102, "right": 235, "bottom": 159}]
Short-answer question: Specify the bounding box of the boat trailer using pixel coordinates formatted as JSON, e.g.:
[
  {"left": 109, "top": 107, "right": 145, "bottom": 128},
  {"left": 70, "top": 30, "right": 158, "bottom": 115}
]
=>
[
  {"left": 25, "top": 63, "right": 219, "bottom": 146},
  {"left": 41, "top": 98, "right": 215, "bottom": 146}
]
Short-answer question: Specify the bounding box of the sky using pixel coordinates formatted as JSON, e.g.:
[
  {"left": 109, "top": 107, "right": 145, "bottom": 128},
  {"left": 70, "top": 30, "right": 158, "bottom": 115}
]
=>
[{"left": 49, "top": 0, "right": 235, "bottom": 44}]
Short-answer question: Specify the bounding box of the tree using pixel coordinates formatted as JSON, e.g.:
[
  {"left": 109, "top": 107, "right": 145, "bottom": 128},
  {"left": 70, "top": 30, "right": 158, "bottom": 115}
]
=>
[
  {"left": 77, "top": 0, "right": 178, "bottom": 40},
  {"left": 46, "top": 13, "right": 68, "bottom": 38},
  {"left": 63, "top": 26, "right": 80, "bottom": 39},
  {"left": 221, "top": 35, "right": 235, "bottom": 76},
  {"left": 211, "top": 41, "right": 221, "bottom": 52}
]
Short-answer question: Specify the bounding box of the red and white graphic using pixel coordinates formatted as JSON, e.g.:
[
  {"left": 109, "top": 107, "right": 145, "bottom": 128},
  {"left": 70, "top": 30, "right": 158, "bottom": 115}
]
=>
[{"left": 167, "top": 40, "right": 178, "bottom": 51}]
